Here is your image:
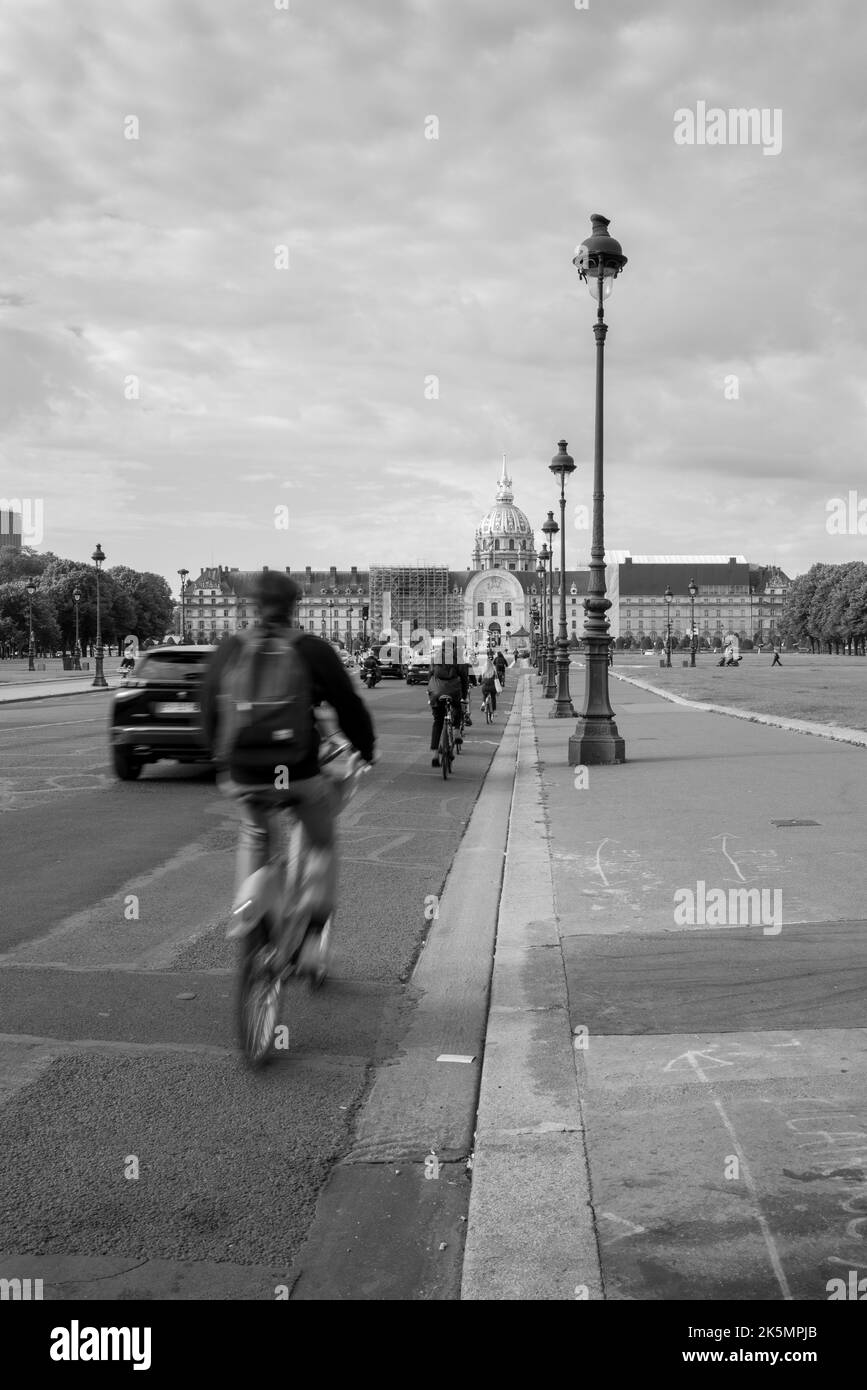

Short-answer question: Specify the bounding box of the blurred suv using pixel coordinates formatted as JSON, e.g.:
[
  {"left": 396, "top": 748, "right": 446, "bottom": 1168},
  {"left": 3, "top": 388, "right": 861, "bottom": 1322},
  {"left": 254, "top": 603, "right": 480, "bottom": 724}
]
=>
[{"left": 109, "top": 645, "right": 215, "bottom": 780}]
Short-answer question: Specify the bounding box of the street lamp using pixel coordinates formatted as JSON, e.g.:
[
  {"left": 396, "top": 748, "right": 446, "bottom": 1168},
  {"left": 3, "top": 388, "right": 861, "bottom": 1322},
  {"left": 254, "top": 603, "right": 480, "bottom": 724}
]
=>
[
  {"left": 549, "top": 440, "right": 577, "bottom": 717},
  {"left": 178, "top": 568, "right": 188, "bottom": 643},
  {"left": 91, "top": 543, "right": 108, "bottom": 688},
  {"left": 688, "top": 578, "right": 698, "bottom": 667},
  {"left": 327, "top": 598, "right": 334, "bottom": 642},
  {"left": 664, "top": 585, "right": 673, "bottom": 667},
  {"left": 347, "top": 606, "right": 353, "bottom": 652},
  {"left": 72, "top": 588, "right": 82, "bottom": 669},
  {"left": 535, "top": 558, "right": 547, "bottom": 677},
  {"left": 568, "top": 214, "right": 627, "bottom": 765},
  {"left": 26, "top": 581, "right": 36, "bottom": 670},
  {"left": 530, "top": 600, "right": 540, "bottom": 666},
  {"left": 541, "top": 512, "right": 558, "bottom": 697}
]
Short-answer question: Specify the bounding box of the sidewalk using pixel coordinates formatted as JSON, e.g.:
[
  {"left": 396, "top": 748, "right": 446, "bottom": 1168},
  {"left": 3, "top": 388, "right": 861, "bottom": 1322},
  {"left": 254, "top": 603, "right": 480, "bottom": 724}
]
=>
[
  {"left": 463, "top": 663, "right": 867, "bottom": 1300},
  {"left": 0, "top": 678, "right": 116, "bottom": 706}
]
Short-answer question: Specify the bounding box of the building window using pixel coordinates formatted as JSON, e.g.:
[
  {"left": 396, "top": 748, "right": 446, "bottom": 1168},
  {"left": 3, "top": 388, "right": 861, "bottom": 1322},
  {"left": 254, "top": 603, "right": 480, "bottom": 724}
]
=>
[
  {"left": 491, "top": 603, "right": 498, "bottom": 617},
  {"left": 505, "top": 603, "right": 512, "bottom": 616},
  {"left": 477, "top": 602, "right": 484, "bottom": 617}
]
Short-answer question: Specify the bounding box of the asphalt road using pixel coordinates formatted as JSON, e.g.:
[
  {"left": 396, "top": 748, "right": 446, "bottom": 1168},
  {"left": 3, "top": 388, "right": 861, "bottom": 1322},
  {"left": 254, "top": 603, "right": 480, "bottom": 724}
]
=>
[{"left": 0, "top": 675, "right": 514, "bottom": 1299}]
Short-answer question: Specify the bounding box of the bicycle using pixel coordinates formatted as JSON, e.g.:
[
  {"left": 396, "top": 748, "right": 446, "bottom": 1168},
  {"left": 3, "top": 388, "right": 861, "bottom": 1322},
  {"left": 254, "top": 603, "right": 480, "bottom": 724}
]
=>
[
  {"left": 436, "top": 695, "right": 458, "bottom": 779},
  {"left": 231, "top": 736, "right": 368, "bottom": 1067}
]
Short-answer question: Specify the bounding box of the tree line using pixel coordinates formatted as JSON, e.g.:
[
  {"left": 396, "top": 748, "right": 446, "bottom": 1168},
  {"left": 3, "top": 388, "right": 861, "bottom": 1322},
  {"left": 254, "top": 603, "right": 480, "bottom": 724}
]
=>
[
  {"left": 0, "top": 548, "right": 174, "bottom": 657},
  {"left": 778, "top": 562, "right": 867, "bottom": 654}
]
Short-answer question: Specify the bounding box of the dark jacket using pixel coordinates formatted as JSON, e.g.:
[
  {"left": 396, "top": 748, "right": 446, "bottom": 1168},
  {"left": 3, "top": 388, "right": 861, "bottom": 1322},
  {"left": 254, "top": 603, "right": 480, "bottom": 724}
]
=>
[
  {"left": 200, "top": 627, "right": 375, "bottom": 781},
  {"left": 493, "top": 653, "right": 506, "bottom": 675},
  {"left": 428, "top": 662, "right": 469, "bottom": 702}
]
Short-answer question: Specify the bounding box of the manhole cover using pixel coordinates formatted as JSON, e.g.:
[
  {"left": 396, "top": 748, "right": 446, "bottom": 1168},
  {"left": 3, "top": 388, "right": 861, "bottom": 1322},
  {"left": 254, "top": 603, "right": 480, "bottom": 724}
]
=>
[{"left": 771, "top": 819, "right": 820, "bottom": 827}]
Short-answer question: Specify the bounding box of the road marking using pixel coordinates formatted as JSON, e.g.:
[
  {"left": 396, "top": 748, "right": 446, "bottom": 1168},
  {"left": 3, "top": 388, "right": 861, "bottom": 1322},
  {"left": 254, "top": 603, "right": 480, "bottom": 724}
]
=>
[
  {"left": 713, "top": 833, "right": 747, "bottom": 882},
  {"left": 663, "top": 1044, "right": 793, "bottom": 1301},
  {"left": 599, "top": 1211, "right": 647, "bottom": 1244},
  {"left": 594, "top": 839, "right": 612, "bottom": 888}
]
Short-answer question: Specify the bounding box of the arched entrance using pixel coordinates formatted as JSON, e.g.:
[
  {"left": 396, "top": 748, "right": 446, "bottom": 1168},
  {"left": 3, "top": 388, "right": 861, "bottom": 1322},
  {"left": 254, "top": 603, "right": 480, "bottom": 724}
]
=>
[{"left": 487, "top": 621, "right": 501, "bottom": 648}]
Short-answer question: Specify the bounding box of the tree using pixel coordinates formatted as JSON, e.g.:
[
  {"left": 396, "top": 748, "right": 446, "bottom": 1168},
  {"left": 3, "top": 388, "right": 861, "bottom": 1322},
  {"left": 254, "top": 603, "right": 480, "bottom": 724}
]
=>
[
  {"left": 0, "top": 581, "right": 61, "bottom": 654},
  {"left": 108, "top": 566, "right": 174, "bottom": 644}
]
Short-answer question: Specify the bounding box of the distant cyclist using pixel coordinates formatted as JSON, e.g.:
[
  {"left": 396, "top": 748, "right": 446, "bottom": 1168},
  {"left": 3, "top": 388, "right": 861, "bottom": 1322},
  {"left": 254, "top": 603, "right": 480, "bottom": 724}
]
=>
[
  {"left": 493, "top": 649, "right": 507, "bottom": 689},
  {"left": 428, "top": 647, "right": 469, "bottom": 767},
  {"left": 480, "top": 657, "right": 499, "bottom": 714},
  {"left": 200, "top": 571, "right": 375, "bottom": 954}
]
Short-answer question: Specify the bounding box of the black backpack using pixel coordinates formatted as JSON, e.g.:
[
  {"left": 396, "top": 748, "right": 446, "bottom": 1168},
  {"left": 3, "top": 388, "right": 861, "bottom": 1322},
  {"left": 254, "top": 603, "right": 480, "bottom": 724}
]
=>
[{"left": 215, "top": 625, "right": 314, "bottom": 781}]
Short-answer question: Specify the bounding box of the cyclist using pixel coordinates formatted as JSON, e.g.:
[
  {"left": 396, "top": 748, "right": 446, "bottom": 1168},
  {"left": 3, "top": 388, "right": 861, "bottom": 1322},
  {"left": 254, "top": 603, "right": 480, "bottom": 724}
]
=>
[
  {"left": 428, "top": 647, "right": 469, "bottom": 767},
  {"left": 480, "top": 656, "right": 498, "bottom": 714},
  {"left": 493, "top": 648, "right": 507, "bottom": 689},
  {"left": 200, "top": 571, "right": 375, "bottom": 961}
]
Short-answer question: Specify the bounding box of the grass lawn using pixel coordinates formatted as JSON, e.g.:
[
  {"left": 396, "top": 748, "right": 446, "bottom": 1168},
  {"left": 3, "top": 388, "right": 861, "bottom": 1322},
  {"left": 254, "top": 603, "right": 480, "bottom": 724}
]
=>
[{"left": 612, "top": 653, "right": 867, "bottom": 732}]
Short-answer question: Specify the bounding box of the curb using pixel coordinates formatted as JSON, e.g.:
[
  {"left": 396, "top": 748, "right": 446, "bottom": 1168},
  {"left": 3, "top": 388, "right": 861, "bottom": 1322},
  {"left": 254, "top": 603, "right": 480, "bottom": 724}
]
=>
[
  {"left": 461, "top": 674, "right": 603, "bottom": 1301},
  {"left": 609, "top": 670, "right": 867, "bottom": 750},
  {"left": 0, "top": 687, "right": 115, "bottom": 705}
]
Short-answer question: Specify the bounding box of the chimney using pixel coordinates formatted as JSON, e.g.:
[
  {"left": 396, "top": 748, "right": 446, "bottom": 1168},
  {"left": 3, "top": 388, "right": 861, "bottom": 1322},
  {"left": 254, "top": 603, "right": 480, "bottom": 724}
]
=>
[
  {"left": 351, "top": 565, "right": 358, "bottom": 582},
  {"left": 285, "top": 566, "right": 291, "bottom": 575},
  {"left": 306, "top": 565, "right": 312, "bottom": 580},
  {"left": 329, "top": 565, "right": 337, "bottom": 582},
  {"left": 729, "top": 557, "right": 736, "bottom": 566}
]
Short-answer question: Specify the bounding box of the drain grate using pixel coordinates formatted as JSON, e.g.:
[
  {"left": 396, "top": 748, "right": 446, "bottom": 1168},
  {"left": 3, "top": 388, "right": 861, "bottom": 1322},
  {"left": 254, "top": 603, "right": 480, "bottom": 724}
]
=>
[{"left": 771, "top": 818, "right": 820, "bottom": 827}]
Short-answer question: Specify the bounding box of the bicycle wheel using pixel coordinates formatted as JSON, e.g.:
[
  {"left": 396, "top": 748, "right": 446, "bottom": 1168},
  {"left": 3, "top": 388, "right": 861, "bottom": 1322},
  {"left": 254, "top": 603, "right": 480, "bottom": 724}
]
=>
[
  {"left": 237, "top": 915, "right": 281, "bottom": 1067},
  {"left": 439, "top": 725, "right": 450, "bottom": 778}
]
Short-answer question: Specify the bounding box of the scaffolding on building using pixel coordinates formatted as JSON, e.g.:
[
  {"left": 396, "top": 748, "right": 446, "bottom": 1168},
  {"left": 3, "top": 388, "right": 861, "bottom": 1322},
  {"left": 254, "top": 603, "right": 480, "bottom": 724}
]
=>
[{"left": 368, "top": 565, "right": 464, "bottom": 644}]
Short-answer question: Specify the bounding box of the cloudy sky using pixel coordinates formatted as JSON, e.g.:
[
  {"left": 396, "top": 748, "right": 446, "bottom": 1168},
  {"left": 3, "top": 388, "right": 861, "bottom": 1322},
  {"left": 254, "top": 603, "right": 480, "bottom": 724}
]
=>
[{"left": 1, "top": 0, "right": 865, "bottom": 591}]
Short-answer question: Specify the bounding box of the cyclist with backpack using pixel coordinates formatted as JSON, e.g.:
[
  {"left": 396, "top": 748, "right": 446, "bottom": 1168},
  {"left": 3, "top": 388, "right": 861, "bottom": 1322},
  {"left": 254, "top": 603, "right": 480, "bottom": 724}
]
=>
[
  {"left": 428, "top": 638, "right": 470, "bottom": 767},
  {"left": 480, "top": 657, "right": 499, "bottom": 715},
  {"left": 200, "top": 571, "right": 375, "bottom": 965}
]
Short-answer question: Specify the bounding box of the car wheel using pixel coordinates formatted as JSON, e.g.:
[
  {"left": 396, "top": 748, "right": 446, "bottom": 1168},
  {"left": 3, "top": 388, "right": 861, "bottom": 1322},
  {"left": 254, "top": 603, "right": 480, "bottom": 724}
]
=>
[{"left": 113, "top": 746, "right": 143, "bottom": 781}]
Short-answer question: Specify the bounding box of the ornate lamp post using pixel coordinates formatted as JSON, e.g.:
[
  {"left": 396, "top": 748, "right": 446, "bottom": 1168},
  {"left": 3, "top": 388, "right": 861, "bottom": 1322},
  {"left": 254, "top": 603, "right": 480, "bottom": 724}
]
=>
[
  {"left": 347, "top": 606, "right": 353, "bottom": 652},
  {"left": 72, "top": 588, "right": 82, "bottom": 669},
  {"left": 542, "top": 512, "right": 558, "bottom": 697},
  {"left": 530, "top": 600, "right": 540, "bottom": 666},
  {"left": 549, "top": 440, "right": 576, "bottom": 717},
  {"left": 327, "top": 598, "right": 334, "bottom": 642},
  {"left": 689, "top": 578, "right": 698, "bottom": 667},
  {"left": 568, "top": 214, "right": 627, "bottom": 765},
  {"left": 26, "top": 581, "right": 36, "bottom": 670},
  {"left": 536, "top": 558, "right": 547, "bottom": 677},
  {"left": 91, "top": 543, "right": 108, "bottom": 688},
  {"left": 664, "top": 585, "right": 673, "bottom": 667},
  {"left": 178, "top": 568, "right": 188, "bottom": 642}
]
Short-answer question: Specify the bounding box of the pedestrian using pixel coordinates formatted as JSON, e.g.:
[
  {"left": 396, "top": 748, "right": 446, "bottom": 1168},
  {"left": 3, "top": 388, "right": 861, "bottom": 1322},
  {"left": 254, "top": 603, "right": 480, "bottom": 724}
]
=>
[{"left": 771, "top": 643, "right": 782, "bottom": 667}]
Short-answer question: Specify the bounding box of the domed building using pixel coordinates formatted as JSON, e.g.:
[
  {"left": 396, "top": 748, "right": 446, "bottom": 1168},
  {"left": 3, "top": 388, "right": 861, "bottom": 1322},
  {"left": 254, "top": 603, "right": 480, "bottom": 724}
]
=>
[{"left": 472, "top": 458, "right": 537, "bottom": 572}]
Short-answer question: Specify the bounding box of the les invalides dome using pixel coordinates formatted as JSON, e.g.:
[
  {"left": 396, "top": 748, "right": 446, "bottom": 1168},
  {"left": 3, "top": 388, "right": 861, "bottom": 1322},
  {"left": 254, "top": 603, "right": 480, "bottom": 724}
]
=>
[{"left": 472, "top": 457, "right": 537, "bottom": 571}]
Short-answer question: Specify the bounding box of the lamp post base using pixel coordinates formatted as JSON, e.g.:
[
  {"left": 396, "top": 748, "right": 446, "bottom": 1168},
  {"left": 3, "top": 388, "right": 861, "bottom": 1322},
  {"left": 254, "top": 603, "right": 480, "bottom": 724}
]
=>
[
  {"left": 550, "top": 699, "right": 575, "bottom": 718},
  {"left": 568, "top": 718, "right": 626, "bottom": 765}
]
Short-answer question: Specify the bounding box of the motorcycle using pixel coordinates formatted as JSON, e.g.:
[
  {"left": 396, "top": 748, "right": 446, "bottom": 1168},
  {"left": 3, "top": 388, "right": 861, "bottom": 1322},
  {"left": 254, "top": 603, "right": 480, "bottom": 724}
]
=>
[{"left": 361, "top": 666, "right": 381, "bottom": 689}]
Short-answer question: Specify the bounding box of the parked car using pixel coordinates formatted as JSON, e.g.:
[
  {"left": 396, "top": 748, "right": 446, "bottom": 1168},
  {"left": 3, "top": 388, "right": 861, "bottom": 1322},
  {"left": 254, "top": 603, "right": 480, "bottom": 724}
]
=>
[
  {"left": 109, "top": 645, "right": 216, "bottom": 780},
  {"left": 406, "top": 658, "right": 431, "bottom": 686},
  {"left": 374, "top": 644, "right": 411, "bottom": 678}
]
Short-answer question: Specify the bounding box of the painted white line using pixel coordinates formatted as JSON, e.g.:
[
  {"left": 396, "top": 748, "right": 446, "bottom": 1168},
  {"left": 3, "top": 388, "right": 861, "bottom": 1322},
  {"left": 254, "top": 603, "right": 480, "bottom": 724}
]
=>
[
  {"left": 718, "top": 834, "right": 747, "bottom": 883},
  {"left": 594, "top": 839, "right": 611, "bottom": 889},
  {"left": 437, "top": 1054, "right": 475, "bottom": 1064},
  {"left": 668, "top": 1047, "right": 793, "bottom": 1301}
]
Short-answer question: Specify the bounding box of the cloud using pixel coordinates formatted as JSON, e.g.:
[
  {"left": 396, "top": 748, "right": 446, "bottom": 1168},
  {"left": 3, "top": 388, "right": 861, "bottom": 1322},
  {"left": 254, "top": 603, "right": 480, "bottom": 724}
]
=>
[{"left": 0, "top": 0, "right": 864, "bottom": 581}]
